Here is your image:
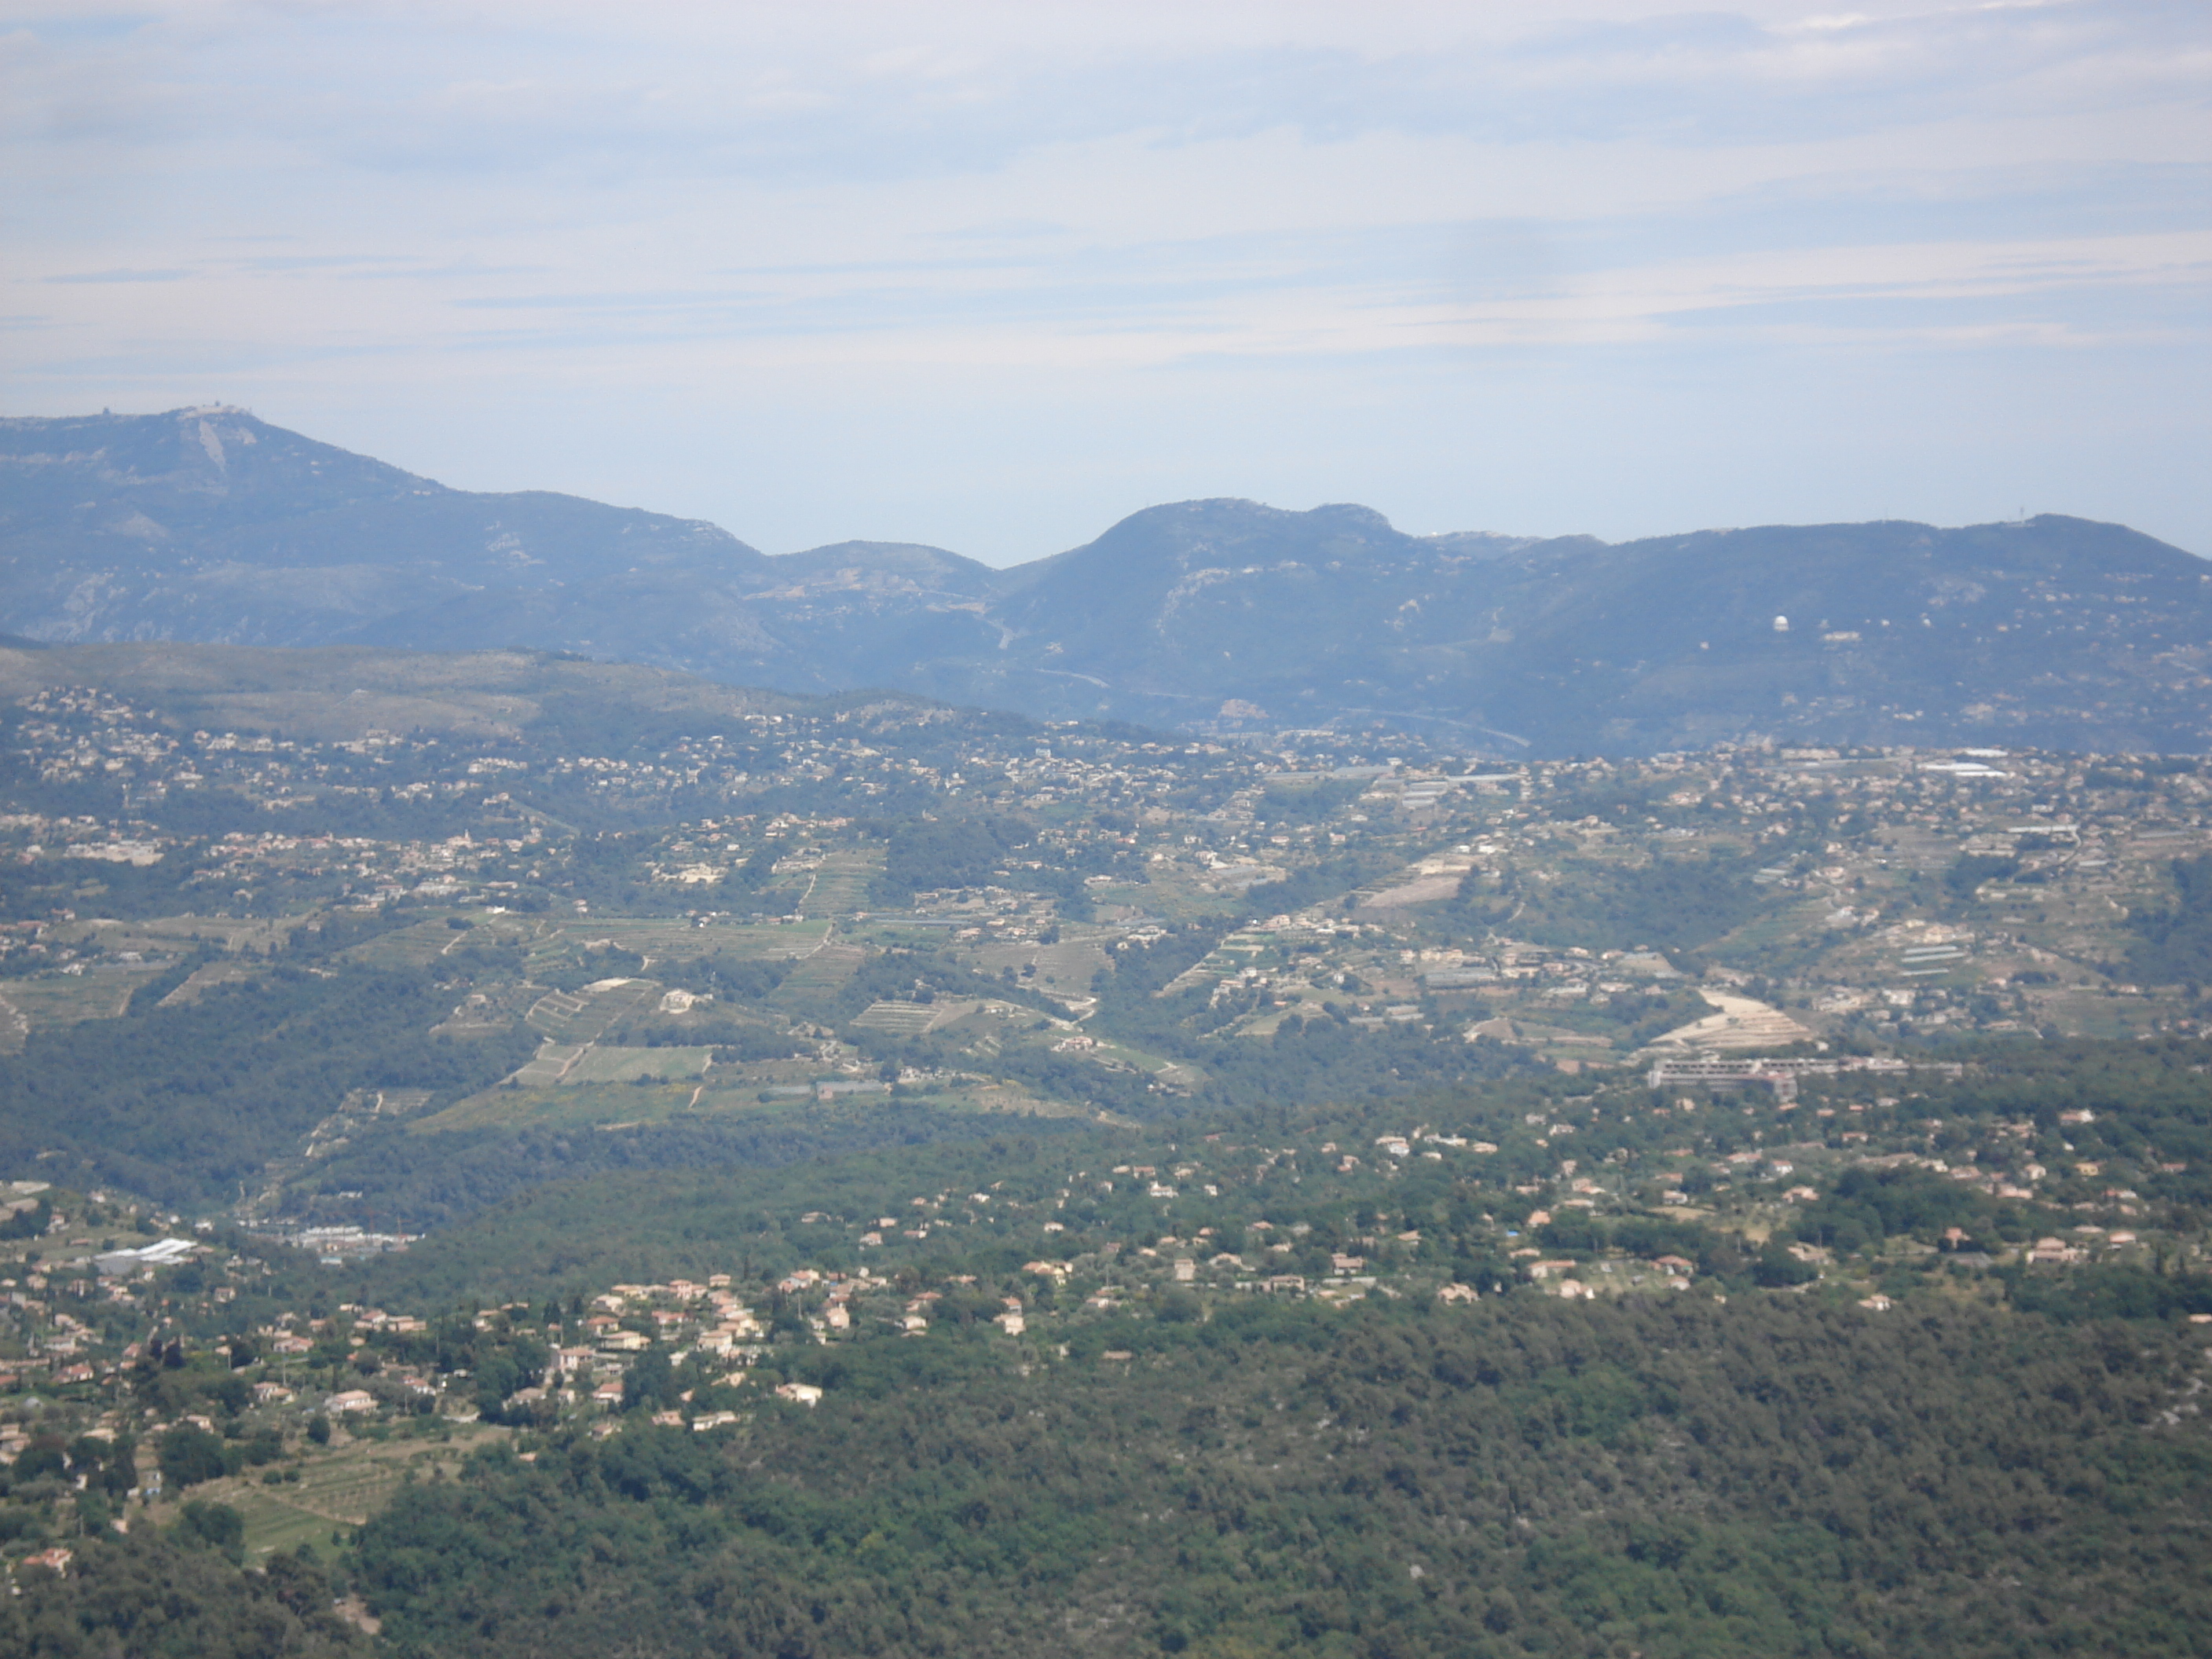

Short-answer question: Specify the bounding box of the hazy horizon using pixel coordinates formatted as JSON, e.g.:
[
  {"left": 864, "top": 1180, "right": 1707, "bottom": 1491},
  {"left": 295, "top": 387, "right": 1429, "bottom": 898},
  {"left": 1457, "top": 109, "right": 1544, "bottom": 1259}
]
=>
[
  {"left": 5, "top": 2, "right": 2206, "bottom": 563},
  {"left": 22, "top": 401, "right": 2204, "bottom": 569}
]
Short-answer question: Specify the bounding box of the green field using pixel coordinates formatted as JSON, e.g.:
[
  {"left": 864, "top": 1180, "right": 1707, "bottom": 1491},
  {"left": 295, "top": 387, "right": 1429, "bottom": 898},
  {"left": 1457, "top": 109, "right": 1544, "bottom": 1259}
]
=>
[
  {"left": 148, "top": 1423, "right": 511, "bottom": 1563},
  {"left": 57, "top": 913, "right": 298, "bottom": 955},
  {"left": 801, "top": 849, "right": 881, "bottom": 915},
  {"left": 565, "top": 1045, "right": 715, "bottom": 1084},
  {"left": 0, "top": 965, "right": 168, "bottom": 1049},
  {"left": 770, "top": 941, "right": 866, "bottom": 1006},
  {"left": 956, "top": 935, "right": 1112, "bottom": 994},
  {"left": 533, "top": 916, "right": 828, "bottom": 968},
  {"left": 338, "top": 911, "right": 537, "bottom": 969},
  {"left": 416, "top": 1079, "right": 714, "bottom": 1133},
  {"left": 155, "top": 959, "right": 260, "bottom": 1007},
  {"left": 412, "top": 1060, "right": 1112, "bottom": 1133}
]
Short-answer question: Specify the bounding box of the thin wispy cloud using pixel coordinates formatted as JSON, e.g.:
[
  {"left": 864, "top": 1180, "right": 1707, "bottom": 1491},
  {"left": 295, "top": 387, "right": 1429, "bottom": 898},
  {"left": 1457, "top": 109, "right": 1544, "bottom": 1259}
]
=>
[
  {"left": 1, "top": 0, "right": 2203, "bottom": 558},
  {"left": 43, "top": 268, "right": 194, "bottom": 284}
]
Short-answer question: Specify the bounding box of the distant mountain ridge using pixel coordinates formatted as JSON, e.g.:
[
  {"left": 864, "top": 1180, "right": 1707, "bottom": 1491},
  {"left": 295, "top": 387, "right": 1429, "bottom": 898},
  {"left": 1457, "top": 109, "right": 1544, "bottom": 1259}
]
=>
[{"left": 3, "top": 405, "right": 2208, "bottom": 755}]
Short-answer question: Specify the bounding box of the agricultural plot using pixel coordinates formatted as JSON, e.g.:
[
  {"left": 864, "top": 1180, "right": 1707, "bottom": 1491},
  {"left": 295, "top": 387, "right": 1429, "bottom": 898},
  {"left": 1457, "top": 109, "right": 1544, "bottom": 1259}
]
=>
[
  {"left": 915, "top": 999, "right": 1177, "bottom": 1096},
  {"left": 0, "top": 965, "right": 167, "bottom": 1049},
  {"left": 1706, "top": 899, "right": 1840, "bottom": 962},
  {"left": 2023, "top": 985, "right": 2166, "bottom": 1038},
  {"left": 851, "top": 915, "right": 972, "bottom": 947},
  {"left": 157, "top": 960, "right": 258, "bottom": 1005},
  {"left": 850, "top": 999, "right": 972, "bottom": 1035},
  {"left": 928, "top": 1079, "right": 1136, "bottom": 1125},
  {"left": 539, "top": 917, "right": 717, "bottom": 966},
  {"left": 526, "top": 977, "right": 662, "bottom": 1042},
  {"left": 1033, "top": 1024, "right": 1191, "bottom": 1084},
  {"left": 771, "top": 942, "right": 866, "bottom": 1008},
  {"left": 0, "top": 991, "right": 27, "bottom": 1053},
  {"left": 1643, "top": 990, "right": 1815, "bottom": 1051},
  {"left": 54, "top": 914, "right": 295, "bottom": 956},
  {"left": 293, "top": 1086, "right": 440, "bottom": 1163},
  {"left": 506, "top": 1043, "right": 588, "bottom": 1087},
  {"left": 337, "top": 910, "right": 538, "bottom": 970},
  {"left": 425, "top": 1053, "right": 1115, "bottom": 1133},
  {"left": 162, "top": 1426, "right": 510, "bottom": 1563},
  {"left": 1229, "top": 994, "right": 1335, "bottom": 1038},
  {"left": 1126, "top": 865, "right": 1266, "bottom": 921},
  {"left": 700, "top": 918, "right": 836, "bottom": 958},
  {"left": 1080, "top": 882, "right": 1164, "bottom": 919},
  {"left": 563, "top": 1045, "right": 714, "bottom": 1085},
  {"left": 416, "top": 1080, "right": 702, "bottom": 1132},
  {"left": 430, "top": 981, "right": 533, "bottom": 1036},
  {"left": 421, "top": 1074, "right": 821, "bottom": 1133},
  {"left": 801, "top": 848, "right": 881, "bottom": 916},
  {"left": 955, "top": 936, "right": 1111, "bottom": 996},
  {"left": 904, "top": 998, "right": 1038, "bottom": 1045},
  {"left": 537, "top": 916, "right": 830, "bottom": 966},
  {"left": 682, "top": 1086, "right": 829, "bottom": 1122},
  {"left": 338, "top": 917, "right": 481, "bottom": 969}
]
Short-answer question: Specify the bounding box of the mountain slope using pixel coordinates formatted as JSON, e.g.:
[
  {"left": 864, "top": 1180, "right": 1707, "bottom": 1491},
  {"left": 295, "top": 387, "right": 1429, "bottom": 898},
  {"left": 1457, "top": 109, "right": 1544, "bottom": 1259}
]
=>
[
  {"left": 881, "top": 501, "right": 2212, "bottom": 753},
  {"left": 4, "top": 408, "right": 2207, "bottom": 754},
  {"left": 0, "top": 408, "right": 1006, "bottom": 694},
  {"left": 0, "top": 407, "right": 770, "bottom": 646}
]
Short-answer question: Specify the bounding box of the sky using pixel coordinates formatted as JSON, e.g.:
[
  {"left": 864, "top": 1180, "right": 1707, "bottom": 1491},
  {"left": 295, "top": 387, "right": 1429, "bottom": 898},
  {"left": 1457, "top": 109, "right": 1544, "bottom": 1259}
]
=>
[{"left": 2, "top": 0, "right": 2207, "bottom": 563}]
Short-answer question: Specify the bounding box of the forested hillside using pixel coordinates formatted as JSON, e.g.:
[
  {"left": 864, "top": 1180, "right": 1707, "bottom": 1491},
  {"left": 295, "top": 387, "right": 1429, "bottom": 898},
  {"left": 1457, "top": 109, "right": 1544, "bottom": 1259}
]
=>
[{"left": 345, "top": 1298, "right": 2211, "bottom": 1658}]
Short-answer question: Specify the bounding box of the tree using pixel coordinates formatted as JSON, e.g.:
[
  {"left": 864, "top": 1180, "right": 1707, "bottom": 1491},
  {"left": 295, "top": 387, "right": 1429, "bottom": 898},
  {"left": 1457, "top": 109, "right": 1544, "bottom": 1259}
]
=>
[
  {"left": 622, "top": 1347, "right": 677, "bottom": 1412},
  {"left": 158, "top": 1426, "right": 229, "bottom": 1491},
  {"left": 179, "top": 1499, "right": 245, "bottom": 1565}
]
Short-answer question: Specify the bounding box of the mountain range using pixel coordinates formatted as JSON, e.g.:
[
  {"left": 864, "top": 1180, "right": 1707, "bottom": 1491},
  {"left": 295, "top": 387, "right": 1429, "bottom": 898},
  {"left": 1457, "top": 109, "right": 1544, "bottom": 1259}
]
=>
[{"left": 3, "top": 405, "right": 2208, "bottom": 756}]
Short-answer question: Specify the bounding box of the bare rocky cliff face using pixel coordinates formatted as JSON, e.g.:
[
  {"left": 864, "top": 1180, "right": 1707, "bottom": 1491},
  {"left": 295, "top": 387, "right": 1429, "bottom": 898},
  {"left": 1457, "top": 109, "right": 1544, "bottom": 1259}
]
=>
[{"left": 3, "top": 407, "right": 2207, "bottom": 756}]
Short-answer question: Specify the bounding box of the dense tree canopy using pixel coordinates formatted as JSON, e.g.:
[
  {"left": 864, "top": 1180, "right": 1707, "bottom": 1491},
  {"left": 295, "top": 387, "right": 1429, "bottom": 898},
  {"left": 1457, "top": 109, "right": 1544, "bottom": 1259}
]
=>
[{"left": 350, "top": 1297, "right": 2212, "bottom": 1659}]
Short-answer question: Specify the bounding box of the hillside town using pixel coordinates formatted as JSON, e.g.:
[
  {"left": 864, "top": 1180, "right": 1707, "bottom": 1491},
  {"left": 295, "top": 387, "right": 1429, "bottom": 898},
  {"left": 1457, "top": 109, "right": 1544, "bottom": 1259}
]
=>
[{"left": 2, "top": 1026, "right": 2205, "bottom": 1582}]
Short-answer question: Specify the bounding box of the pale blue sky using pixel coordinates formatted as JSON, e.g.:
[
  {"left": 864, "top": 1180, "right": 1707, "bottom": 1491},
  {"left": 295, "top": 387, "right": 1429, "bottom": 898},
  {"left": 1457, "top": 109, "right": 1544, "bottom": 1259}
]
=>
[{"left": 4, "top": 1, "right": 2207, "bottom": 561}]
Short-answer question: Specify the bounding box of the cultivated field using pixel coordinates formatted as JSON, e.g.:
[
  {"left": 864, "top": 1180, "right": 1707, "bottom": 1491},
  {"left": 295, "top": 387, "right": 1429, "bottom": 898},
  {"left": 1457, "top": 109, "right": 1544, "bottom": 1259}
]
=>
[{"left": 147, "top": 1420, "right": 512, "bottom": 1564}]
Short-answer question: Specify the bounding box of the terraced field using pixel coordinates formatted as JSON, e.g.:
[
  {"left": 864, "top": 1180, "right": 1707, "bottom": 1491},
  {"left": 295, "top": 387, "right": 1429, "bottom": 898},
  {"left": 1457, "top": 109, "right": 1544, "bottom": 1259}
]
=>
[
  {"left": 506, "top": 1042, "right": 589, "bottom": 1086},
  {"left": 771, "top": 942, "right": 866, "bottom": 1008},
  {"left": 525, "top": 978, "right": 661, "bottom": 1042},
  {"left": 850, "top": 999, "right": 972, "bottom": 1035},
  {"left": 801, "top": 849, "right": 881, "bottom": 916}
]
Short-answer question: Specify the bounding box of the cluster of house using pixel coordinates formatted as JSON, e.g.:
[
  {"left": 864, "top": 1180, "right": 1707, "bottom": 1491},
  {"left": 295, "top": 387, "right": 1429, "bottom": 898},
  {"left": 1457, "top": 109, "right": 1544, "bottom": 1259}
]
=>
[
  {"left": 563, "top": 1267, "right": 1024, "bottom": 1375},
  {"left": 579, "top": 1276, "right": 760, "bottom": 1355},
  {"left": 1518, "top": 1251, "right": 1699, "bottom": 1299}
]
